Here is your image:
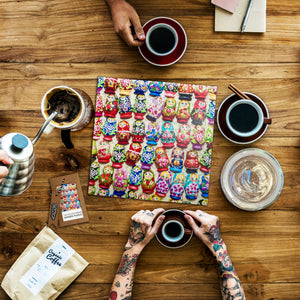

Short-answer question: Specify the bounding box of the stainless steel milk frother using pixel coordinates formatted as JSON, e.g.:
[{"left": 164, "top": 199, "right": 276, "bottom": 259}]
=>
[{"left": 0, "top": 112, "right": 57, "bottom": 196}]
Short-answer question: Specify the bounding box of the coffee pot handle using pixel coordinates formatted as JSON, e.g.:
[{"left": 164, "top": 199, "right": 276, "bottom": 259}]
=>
[{"left": 61, "top": 129, "right": 74, "bottom": 149}]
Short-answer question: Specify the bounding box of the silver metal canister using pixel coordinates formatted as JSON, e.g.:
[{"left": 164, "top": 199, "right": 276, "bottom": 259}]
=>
[
  {"left": 0, "top": 111, "right": 57, "bottom": 197},
  {"left": 0, "top": 133, "right": 35, "bottom": 196}
]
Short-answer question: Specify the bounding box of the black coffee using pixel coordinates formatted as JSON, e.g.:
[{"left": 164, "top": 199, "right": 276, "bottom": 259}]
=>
[
  {"left": 47, "top": 90, "right": 81, "bottom": 123},
  {"left": 229, "top": 103, "right": 259, "bottom": 133},
  {"left": 149, "top": 27, "right": 175, "bottom": 54},
  {"left": 165, "top": 222, "right": 182, "bottom": 238}
]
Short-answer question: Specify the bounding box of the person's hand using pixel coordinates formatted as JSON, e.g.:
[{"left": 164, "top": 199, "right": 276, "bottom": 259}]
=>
[
  {"left": 107, "top": 0, "right": 145, "bottom": 47},
  {"left": 0, "top": 150, "right": 13, "bottom": 183},
  {"left": 125, "top": 208, "right": 165, "bottom": 252},
  {"left": 184, "top": 210, "right": 223, "bottom": 256}
]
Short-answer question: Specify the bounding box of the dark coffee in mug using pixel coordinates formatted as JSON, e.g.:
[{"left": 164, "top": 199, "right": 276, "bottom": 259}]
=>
[
  {"left": 164, "top": 221, "right": 182, "bottom": 238},
  {"left": 149, "top": 27, "right": 176, "bottom": 54},
  {"left": 228, "top": 103, "right": 259, "bottom": 133},
  {"left": 47, "top": 90, "right": 81, "bottom": 124}
]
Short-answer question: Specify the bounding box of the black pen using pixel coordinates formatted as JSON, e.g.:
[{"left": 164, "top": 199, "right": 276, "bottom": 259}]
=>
[{"left": 241, "top": 0, "right": 254, "bottom": 33}]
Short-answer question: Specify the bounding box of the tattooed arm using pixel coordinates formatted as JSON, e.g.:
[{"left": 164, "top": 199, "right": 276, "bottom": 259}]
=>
[
  {"left": 109, "top": 208, "right": 165, "bottom": 300},
  {"left": 184, "top": 210, "right": 246, "bottom": 300}
]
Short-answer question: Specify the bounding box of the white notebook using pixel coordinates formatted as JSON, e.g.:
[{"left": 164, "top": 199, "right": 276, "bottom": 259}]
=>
[{"left": 215, "top": 0, "right": 266, "bottom": 33}]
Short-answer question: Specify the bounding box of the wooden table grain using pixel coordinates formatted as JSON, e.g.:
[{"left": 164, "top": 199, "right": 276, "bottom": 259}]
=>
[{"left": 0, "top": 0, "right": 299, "bottom": 299}]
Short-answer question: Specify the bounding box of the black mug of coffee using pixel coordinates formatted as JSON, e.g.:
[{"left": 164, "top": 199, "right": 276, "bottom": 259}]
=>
[
  {"left": 146, "top": 23, "right": 178, "bottom": 56},
  {"left": 226, "top": 99, "right": 272, "bottom": 138}
]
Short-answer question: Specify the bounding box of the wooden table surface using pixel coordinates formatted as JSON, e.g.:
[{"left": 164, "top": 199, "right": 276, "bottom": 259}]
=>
[{"left": 0, "top": 0, "right": 299, "bottom": 299}]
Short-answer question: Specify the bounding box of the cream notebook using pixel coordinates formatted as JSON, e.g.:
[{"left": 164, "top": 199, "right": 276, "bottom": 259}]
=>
[{"left": 215, "top": 0, "right": 266, "bottom": 32}]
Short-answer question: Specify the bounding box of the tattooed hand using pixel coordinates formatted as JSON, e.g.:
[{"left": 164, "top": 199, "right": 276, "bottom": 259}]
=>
[
  {"left": 184, "top": 210, "right": 246, "bottom": 300},
  {"left": 184, "top": 209, "right": 222, "bottom": 255},
  {"left": 109, "top": 208, "right": 165, "bottom": 300},
  {"left": 125, "top": 208, "right": 165, "bottom": 252}
]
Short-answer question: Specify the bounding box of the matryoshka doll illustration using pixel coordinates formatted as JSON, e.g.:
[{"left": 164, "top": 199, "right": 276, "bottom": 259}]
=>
[
  {"left": 133, "top": 79, "right": 148, "bottom": 96},
  {"left": 111, "top": 144, "right": 126, "bottom": 168},
  {"left": 128, "top": 165, "right": 143, "bottom": 190},
  {"left": 98, "top": 188, "right": 110, "bottom": 197},
  {"left": 184, "top": 173, "right": 200, "bottom": 200},
  {"left": 99, "top": 165, "right": 114, "bottom": 189},
  {"left": 191, "top": 85, "right": 207, "bottom": 125},
  {"left": 102, "top": 117, "right": 117, "bottom": 141},
  {"left": 89, "top": 161, "right": 101, "bottom": 180},
  {"left": 116, "top": 120, "right": 131, "bottom": 144},
  {"left": 97, "top": 138, "right": 111, "bottom": 163},
  {"left": 170, "top": 147, "right": 184, "bottom": 173},
  {"left": 126, "top": 142, "right": 142, "bottom": 166},
  {"left": 131, "top": 120, "right": 145, "bottom": 143},
  {"left": 104, "top": 77, "right": 118, "bottom": 94},
  {"left": 194, "top": 84, "right": 208, "bottom": 100},
  {"left": 140, "top": 145, "right": 155, "bottom": 170},
  {"left": 103, "top": 93, "right": 118, "bottom": 118},
  {"left": 148, "top": 81, "right": 164, "bottom": 97},
  {"left": 126, "top": 190, "right": 138, "bottom": 199},
  {"left": 176, "top": 124, "right": 191, "bottom": 148},
  {"left": 93, "top": 117, "right": 102, "bottom": 140},
  {"left": 155, "top": 147, "right": 170, "bottom": 172},
  {"left": 133, "top": 94, "right": 147, "bottom": 119},
  {"left": 161, "top": 121, "right": 176, "bottom": 148},
  {"left": 176, "top": 100, "right": 191, "bottom": 123},
  {"left": 118, "top": 95, "right": 132, "bottom": 119},
  {"left": 162, "top": 97, "right": 177, "bottom": 121},
  {"left": 141, "top": 170, "right": 156, "bottom": 194},
  {"left": 191, "top": 125, "right": 205, "bottom": 150},
  {"left": 118, "top": 78, "right": 133, "bottom": 96},
  {"left": 184, "top": 150, "right": 200, "bottom": 173},
  {"left": 178, "top": 83, "right": 193, "bottom": 101},
  {"left": 91, "top": 139, "right": 97, "bottom": 158},
  {"left": 205, "top": 125, "right": 214, "bottom": 148},
  {"left": 146, "top": 96, "right": 166, "bottom": 121},
  {"left": 200, "top": 173, "right": 210, "bottom": 198},
  {"left": 88, "top": 181, "right": 96, "bottom": 195},
  {"left": 138, "top": 192, "right": 150, "bottom": 201},
  {"left": 170, "top": 173, "right": 186, "bottom": 200},
  {"left": 155, "top": 170, "right": 172, "bottom": 198},
  {"left": 97, "top": 76, "right": 104, "bottom": 93},
  {"left": 206, "top": 100, "right": 216, "bottom": 125},
  {"left": 208, "top": 86, "right": 217, "bottom": 101},
  {"left": 113, "top": 167, "right": 128, "bottom": 197},
  {"left": 164, "top": 82, "right": 179, "bottom": 98},
  {"left": 146, "top": 122, "right": 160, "bottom": 145},
  {"left": 199, "top": 148, "right": 212, "bottom": 173},
  {"left": 95, "top": 93, "right": 103, "bottom": 117},
  {"left": 149, "top": 194, "right": 161, "bottom": 202}
]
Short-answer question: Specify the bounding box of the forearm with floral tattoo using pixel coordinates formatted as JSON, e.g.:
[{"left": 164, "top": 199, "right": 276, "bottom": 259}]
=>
[
  {"left": 109, "top": 209, "right": 165, "bottom": 300},
  {"left": 207, "top": 222, "right": 246, "bottom": 300},
  {"left": 109, "top": 244, "right": 141, "bottom": 300}
]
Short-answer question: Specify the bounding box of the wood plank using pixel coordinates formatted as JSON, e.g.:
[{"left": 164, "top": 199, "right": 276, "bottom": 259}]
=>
[{"left": 1, "top": 282, "right": 300, "bottom": 300}]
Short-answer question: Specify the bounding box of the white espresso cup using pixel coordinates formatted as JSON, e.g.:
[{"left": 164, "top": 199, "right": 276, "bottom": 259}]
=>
[
  {"left": 41, "top": 86, "right": 93, "bottom": 134},
  {"left": 146, "top": 23, "right": 178, "bottom": 56},
  {"left": 161, "top": 219, "right": 185, "bottom": 243},
  {"left": 226, "top": 99, "right": 271, "bottom": 137}
]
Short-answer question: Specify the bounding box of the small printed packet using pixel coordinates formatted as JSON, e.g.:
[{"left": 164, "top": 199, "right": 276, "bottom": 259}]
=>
[{"left": 48, "top": 173, "right": 89, "bottom": 227}]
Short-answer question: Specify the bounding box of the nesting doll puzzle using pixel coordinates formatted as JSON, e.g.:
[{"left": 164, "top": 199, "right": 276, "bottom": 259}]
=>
[{"left": 88, "top": 77, "right": 217, "bottom": 206}]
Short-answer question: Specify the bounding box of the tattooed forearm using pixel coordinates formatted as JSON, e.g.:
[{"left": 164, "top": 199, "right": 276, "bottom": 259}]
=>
[
  {"left": 117, "top": 253, "right": 140, "bottom": 276},
  {"left": 206, "top": 221, "right": 245, "bottom": 299},
  {"left": 216, "top": 246, "right": 246, "bottom": 300}
]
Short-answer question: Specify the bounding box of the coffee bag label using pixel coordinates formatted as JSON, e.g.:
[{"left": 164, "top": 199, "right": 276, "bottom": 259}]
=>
[{"left": 19, "top": 237, "right": 75, "bottom": 295}]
